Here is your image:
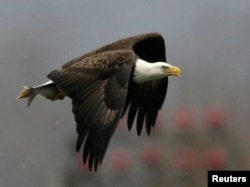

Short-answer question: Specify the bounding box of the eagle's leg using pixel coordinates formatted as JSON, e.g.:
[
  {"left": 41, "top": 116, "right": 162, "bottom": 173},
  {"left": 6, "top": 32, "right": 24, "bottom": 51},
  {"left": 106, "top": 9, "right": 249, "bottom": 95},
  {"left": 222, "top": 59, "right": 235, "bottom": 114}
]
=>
[{"left": 52, "top": 89, "right": 66, "bottom": 100}]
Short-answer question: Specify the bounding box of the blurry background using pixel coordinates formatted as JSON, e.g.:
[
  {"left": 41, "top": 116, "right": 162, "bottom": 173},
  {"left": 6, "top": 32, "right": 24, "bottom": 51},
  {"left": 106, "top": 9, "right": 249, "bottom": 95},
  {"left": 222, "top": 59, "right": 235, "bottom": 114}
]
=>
[{"left": 1, "top": 0, "right": 250, "bottom": 186}]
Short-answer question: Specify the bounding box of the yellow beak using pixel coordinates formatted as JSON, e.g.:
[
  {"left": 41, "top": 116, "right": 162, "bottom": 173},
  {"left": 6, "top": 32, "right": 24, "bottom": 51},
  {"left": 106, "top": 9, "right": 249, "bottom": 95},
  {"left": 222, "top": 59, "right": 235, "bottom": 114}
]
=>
[{"left": 164, "top": 65, "right": 182, "bottom": 77}]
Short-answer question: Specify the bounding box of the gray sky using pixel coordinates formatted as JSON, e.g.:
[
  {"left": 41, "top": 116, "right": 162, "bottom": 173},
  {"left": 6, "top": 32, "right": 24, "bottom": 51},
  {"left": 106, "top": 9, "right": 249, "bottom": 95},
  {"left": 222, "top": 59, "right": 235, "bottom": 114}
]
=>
[{"left": 1, "top": 0, "right": 250, "bottom": 186}]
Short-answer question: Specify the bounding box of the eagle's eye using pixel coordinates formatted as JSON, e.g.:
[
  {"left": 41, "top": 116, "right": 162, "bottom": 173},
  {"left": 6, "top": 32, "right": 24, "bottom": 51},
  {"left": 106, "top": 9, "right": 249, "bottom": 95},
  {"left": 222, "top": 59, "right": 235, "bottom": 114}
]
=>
[{"left": 162, "top": 66, "right": 169, "bottom": 70}]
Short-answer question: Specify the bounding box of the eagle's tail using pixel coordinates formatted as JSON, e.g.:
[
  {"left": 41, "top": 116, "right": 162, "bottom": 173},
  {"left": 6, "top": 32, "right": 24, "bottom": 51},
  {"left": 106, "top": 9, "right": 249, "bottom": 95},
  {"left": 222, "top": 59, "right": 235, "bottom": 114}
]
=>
[
  {"left": 17, "top": 81, "right": 66, "bottom": 107},
  {"left": 17, "top": 86, "right": 37, "bottom": 107}
]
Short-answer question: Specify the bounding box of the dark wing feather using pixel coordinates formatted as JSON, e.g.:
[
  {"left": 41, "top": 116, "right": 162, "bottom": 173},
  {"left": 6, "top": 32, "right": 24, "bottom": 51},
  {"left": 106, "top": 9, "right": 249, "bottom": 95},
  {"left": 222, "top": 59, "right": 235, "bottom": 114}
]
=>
[
  {"left": 124, "top": 79, "right": 168, "bottom": 135},
  {"left": 48, "top": 50, "right": 135, "bottom": 171},
  {"left": 122, "top": 33, "right": 168, "bottom": 135}
]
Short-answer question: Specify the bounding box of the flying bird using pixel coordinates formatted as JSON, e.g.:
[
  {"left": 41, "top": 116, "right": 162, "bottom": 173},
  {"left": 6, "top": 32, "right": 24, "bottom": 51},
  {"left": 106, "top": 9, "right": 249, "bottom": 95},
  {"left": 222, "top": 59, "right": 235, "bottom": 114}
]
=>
[{"left": 17, "top": 33, "right": 181, "bottom": 171}]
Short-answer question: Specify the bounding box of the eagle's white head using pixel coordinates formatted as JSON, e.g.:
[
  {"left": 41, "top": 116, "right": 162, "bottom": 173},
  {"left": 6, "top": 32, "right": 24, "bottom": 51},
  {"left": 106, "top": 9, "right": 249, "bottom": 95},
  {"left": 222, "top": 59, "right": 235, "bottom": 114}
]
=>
[{"left": 133, "top": 59, "right": 181, "bottom": 83}]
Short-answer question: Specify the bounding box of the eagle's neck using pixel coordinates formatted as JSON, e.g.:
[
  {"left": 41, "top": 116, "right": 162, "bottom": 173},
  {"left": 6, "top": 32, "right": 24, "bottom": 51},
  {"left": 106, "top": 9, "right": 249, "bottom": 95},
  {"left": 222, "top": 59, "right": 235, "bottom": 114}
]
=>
[{"left": 133, "top": 59, "right": 166, "bottom": 83}]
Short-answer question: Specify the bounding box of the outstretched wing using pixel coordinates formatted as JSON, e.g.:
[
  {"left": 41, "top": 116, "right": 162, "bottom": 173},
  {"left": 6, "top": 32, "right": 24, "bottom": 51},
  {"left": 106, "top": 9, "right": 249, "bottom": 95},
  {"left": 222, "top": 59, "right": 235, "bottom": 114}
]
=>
[
  {"left": 122, "top": 33, "right": 169, "bottom": 135},
  {"left": 48, "top": 50, "right": 135, "bottom": 171}
]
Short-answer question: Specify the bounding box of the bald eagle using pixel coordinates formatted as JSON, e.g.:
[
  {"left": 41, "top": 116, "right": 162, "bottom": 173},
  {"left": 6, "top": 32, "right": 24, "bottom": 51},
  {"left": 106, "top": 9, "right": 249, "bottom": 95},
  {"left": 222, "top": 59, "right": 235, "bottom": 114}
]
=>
[{"left": 17, "top": 33, "right": 181, "bottom": 171}]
